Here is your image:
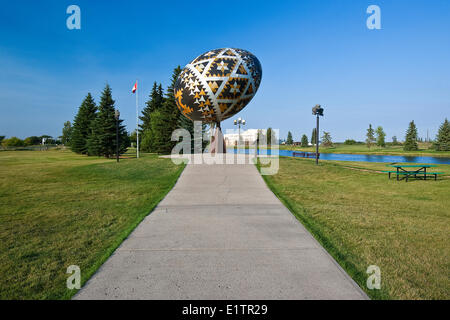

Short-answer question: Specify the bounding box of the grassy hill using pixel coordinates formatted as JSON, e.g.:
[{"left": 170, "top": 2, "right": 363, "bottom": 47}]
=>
[{"left": 0, "top": 149, "right": 184, "bottom": 299}]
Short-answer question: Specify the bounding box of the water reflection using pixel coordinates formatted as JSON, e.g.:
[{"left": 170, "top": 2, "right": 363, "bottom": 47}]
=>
[{"left": 227, "top": 149, "right": 450, "bottom": 164}]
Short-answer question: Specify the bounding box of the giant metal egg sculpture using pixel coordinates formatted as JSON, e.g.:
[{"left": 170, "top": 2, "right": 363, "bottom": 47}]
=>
[{"left": 174, "top": 48, "right": 262, "bottom": 123}]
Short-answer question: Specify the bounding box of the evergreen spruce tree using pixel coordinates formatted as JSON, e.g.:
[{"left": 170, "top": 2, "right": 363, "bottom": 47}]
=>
[
  {"left": 71, "top": 93, "right": 97, "bottom": 154},
  {"left": 434, "top": 118, "right": 449, "bottom": 151},
  {"left": 311, "top": 128, "right": 317, "bottom": 145},
  {"left": 140, "top": 83, "right": 164, "bottom": 132},
  {"left": 403, "top": 120, "right": 418, "bottom": 151},
  {"left": 150, "top": 67, "right": 182, "bottom": 154},
  {"left": 301, "top": 134, "right": 308, "bottom": 147},
  {"left": 366, "top": 124, "right": 375, "bottom": 149},
  {"left": 140, "top": 82, "right": 158, "bottom": 131},
  {"left": 157, "top": 83, "right": 164, "bottom": 109},
  {"left": 140, "top": 82, "right": 164, "bottom": 152},
  {"left": 286, "top": 131, "right": 293, "bottom": 145},
  {"left": 88, "top": 85, "right": 128, "bottom": 157}
]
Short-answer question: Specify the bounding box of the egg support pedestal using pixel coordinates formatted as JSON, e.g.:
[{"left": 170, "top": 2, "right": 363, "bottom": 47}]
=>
[{"left": 209, "top": 122, "right": 226, "bottom": 154}]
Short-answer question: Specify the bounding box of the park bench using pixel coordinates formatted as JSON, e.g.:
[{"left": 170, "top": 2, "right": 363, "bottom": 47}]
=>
[
  {"left": 293, "top": 152, "right": 320, "bottom": 159},
  {"left": 382, "top": 164, "right": 444, "bottom": 182}
]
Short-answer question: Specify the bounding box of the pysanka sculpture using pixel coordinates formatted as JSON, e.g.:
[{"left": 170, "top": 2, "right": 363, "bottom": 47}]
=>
[{"left": 174, "top": 48, "right": 262, "bottom": 153}]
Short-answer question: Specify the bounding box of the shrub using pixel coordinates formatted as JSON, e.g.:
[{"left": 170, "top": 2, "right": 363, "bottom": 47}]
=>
[
  {"left": 24, "top": 136, "right": 41, "bottom": 146},
  {"left": 344, "top": 139, "right": 357, "bottom": 145},
  {"left": 2, "top": 137, "right": 25, "bottom": 147}
]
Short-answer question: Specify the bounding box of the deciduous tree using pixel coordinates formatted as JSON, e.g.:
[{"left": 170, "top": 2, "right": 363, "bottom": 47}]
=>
[
  {"left": 366, "top": 124, "right": 375, "bottom": 149},
  {"left": 376, "top": 126, "right": 386, "bottom": 147},
  {"left": 2, "top": 137, "right": 25, "bottom": 147},
  {"left": 23, "top": 136, "right": 40, "bottom": 146},
  {"left": 61, "top": 121, "right": 72, "bottom": 145},
  {"left": 321, "top": 131, "right": 333, "bottom": 147},
  {"left": 392, "top": 136, "right": 399, "bottom": 145}
]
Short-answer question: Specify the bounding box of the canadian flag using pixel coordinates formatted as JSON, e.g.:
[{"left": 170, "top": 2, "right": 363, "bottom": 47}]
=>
[{"left": 132, "top": 81, "right": 137, "bottom": 93}]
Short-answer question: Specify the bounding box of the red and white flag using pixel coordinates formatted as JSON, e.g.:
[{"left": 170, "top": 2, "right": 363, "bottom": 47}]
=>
[{"left": 132, "top": 81, "right": 137, "bottom": 93}]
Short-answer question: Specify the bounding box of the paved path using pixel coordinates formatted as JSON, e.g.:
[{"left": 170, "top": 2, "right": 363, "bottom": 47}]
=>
[{"left": 75, "top": 157, "right": 367, "bottom": 300}]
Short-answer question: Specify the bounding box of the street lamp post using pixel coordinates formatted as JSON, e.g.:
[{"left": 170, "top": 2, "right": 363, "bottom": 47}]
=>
[
  {"left": 312, "top": 105, "right": 324, "bottom": 165},
  {"left": 233, "top": 117, "right": 246, "bottom": 149},
  {"left": 115, "top": 109, "right": 120, "bottom": 163}
]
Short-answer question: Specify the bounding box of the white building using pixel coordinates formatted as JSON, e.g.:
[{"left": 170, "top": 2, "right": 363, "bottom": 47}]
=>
[{"left": 224, "top": 129, "right": 259, "bottom": 146}]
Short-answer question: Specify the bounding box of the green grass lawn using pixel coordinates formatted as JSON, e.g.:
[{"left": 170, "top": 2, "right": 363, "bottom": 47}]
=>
[
  {"left": 259, "top": 157, "right": 449, "bottom": 300},
  {"left": 281, "top": 142, "right": 450, "bottom": 157},
  {"left": 0, "top": 149, "right": 184, "bottom": 299}
]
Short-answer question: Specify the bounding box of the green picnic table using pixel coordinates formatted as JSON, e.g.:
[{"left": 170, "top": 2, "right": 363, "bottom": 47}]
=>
[{"left": 382, "top": 164, "right": 444, "bottom": 182}]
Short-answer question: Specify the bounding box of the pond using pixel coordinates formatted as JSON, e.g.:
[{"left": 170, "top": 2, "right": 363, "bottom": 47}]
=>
[{"left": 227, "top": 148, "right": 450, "bottom": 165}]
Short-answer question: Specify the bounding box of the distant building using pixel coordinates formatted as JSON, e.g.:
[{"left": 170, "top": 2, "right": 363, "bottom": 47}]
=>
[{"left": 224, "top": 129, "right": 259, "bottom": 146}]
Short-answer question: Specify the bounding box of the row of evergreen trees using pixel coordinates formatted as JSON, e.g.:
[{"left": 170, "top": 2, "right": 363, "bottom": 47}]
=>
[
  {"left": 402, "top": 119, "right": 449, "bottom": 151},
  {"left": 71, "top": 85, "right": 129, "bottom": 157},
  {"left": 282, "top": 118, "right": 449, "bottom": 152},
  {"left": 139, "top": 67, "right": 182, "bottom": 154},
  {"left": 139, "top": 67, "right": 207, "bottom": 154},
  {"left": 365, "top": 120, "right": 450, "bottom": 151},
  {"left": 366, "top": 124, "right": 386, "bottom": 148},
  {"left": 70, "top": 67, "right": 209, "bottom": 158},
  {"left": 70, "top": 70, "right": 449, "bottom": 156},
  {"left": 285, "top": 131, "right": 312, "bottom": 147}
]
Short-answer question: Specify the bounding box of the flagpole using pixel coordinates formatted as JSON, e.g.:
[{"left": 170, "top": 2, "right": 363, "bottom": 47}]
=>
[{"left": 136, "top": 79, "right": 140, "bottom": 159}]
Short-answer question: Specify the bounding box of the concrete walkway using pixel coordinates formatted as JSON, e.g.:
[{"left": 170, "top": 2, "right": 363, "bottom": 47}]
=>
[{"left": 74, "top": 157, "right": 367, "bottom": 300}]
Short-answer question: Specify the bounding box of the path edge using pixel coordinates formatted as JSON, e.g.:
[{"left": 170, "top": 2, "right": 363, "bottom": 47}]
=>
[{"left": 256, "top": 161, "right": 376, "bottom": 300}]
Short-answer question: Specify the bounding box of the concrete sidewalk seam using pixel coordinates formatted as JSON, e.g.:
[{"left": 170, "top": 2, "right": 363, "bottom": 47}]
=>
[{"left": 116, "top": 247, "right": 318, "bottom": 252}]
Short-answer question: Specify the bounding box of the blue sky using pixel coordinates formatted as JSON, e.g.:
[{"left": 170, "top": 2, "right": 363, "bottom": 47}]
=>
[{"left": 0, "top": 0, "right": 449, "bottom": 142}]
